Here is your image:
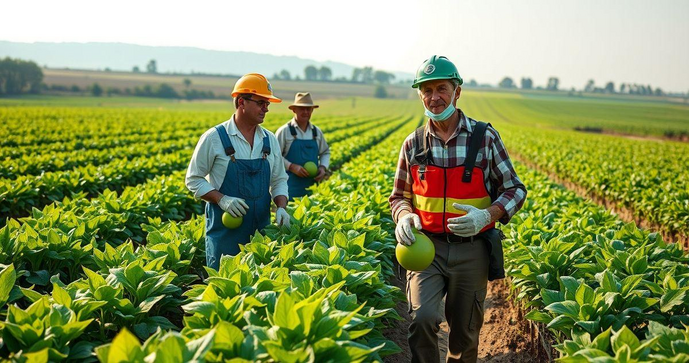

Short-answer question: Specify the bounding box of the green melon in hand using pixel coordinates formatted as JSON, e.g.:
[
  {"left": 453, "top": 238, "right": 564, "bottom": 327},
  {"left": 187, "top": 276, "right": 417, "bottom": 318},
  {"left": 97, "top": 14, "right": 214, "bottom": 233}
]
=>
[
  {"left": 222, "top": 212, "right": 242, "bottom": 229},
  {"left": 396, "top": 229, "right": 435, "bottom": 271},
  {"left": 304, "top": 161, "right": 318, "bottom": 178}
]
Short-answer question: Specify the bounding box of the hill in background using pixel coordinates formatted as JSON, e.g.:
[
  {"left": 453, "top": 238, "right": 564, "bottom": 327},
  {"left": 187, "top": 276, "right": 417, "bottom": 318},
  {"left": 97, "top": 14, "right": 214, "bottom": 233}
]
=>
[{"left": 0, "top": 41, "right": 414, "bottom": 82}]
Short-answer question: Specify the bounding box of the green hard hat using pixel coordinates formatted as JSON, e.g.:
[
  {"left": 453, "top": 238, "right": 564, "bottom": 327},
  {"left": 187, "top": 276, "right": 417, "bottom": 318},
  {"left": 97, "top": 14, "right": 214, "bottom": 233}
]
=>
[{"left": 411, "top": 55, "right": 463, "bottom": 88}]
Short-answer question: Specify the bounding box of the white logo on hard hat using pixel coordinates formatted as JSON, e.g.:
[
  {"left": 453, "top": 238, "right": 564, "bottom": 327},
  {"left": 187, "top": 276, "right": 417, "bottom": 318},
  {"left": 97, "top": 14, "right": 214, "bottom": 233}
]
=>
[
  {"left": 423, "top": 64, "right": 435, "bottom": 75},
  {"left": 267, "top": 83, "right": 273, "bottom": 92}
]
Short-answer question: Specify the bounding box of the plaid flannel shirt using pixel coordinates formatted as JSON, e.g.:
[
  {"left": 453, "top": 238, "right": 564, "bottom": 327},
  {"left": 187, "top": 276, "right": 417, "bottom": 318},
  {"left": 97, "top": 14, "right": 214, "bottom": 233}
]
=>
[{"left": 389, "top": 109, "right": 527, "bottom": 225}]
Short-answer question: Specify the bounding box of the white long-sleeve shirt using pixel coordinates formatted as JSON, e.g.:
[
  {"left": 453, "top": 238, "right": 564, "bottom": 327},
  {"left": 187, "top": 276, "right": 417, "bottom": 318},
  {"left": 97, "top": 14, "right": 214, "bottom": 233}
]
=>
[
  {"left": 275, "top": 118, "right": 331, "bottom": 170},
  {"left": 185, "top": 116, "right": 289, "bottom": 200}
]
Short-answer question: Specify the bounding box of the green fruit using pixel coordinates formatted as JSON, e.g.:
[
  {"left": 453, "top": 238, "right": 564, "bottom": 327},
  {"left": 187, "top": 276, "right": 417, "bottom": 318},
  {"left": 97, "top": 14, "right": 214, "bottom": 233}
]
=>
[
  {"left": 395, "top": 229, "right": 435, "bottom": 271},
  {"left": 304, "top": 161, "right": 318, "bottom": 177},
  {"left": 221, "top": 212, "right": 242, "bottom": 229}
]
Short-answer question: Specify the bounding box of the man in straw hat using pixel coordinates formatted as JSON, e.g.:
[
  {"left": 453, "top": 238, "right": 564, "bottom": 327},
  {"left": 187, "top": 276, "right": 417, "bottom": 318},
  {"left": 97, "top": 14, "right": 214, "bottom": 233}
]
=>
[
  {"left": 186, "top": 73, "right": 291, "bottom": 270},
  {"left": 389, "top": 56, "right": 527, "bottom": 362},
  {"left": 276, "top": 92, "right": 330, "bottom": 200}
]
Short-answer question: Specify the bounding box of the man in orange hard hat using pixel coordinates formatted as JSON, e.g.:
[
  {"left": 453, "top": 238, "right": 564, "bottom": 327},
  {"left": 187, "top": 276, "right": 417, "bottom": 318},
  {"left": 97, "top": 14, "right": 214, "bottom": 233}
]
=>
[
  {"left": 276, "top": 92, "right": 330, "bottom": 200},
  {"left": 389, "top": 56, "right": 527, "bottom": 362},
  {"left": 186, "top": 73, "right": 290, "bottom": 270}
]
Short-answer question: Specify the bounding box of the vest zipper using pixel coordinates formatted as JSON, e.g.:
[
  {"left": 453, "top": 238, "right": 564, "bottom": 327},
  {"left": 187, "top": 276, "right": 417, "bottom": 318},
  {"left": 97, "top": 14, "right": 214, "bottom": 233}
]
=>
[
  {"left": 442, "top": 143, "right": 448, "bottom": 235},
  {"left": 443, "top": 167, "right": 447, "bottom": 234}
]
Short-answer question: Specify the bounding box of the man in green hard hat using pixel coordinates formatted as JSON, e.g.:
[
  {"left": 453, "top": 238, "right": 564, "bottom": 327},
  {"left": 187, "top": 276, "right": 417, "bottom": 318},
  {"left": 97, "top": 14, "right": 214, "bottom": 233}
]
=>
[{"left": 389, "top": 55, "right": 527, "bottom": 362}]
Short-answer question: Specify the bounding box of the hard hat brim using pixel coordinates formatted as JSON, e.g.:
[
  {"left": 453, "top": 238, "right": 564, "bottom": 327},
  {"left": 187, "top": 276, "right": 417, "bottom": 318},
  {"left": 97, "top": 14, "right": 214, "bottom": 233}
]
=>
[
  {"left": 261, "top": 94, "right": 282, "bottom": 103},
  {"left": 412, "top": 76, "right": 462, "bottom": 88},
  {"left": 232, "top": 91, "right": 282, "bottom": 103}
]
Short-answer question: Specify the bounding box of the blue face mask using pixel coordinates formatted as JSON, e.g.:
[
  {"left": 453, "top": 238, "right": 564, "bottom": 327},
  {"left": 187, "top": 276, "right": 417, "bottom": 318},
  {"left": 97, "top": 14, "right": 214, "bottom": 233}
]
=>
[{"left": 424, "top": 87, "right": 457, "bottom": 122}]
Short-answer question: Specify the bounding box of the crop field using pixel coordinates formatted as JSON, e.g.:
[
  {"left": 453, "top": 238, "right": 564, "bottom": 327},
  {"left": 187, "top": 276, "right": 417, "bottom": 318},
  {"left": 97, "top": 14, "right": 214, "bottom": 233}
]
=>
[{"left": 1, "top": 92, "right": 688, "bottom": 362}]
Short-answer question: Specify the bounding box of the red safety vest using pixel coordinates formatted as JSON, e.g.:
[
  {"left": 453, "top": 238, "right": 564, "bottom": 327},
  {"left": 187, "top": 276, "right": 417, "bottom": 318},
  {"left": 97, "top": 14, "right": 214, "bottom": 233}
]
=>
[{"left": 410, "top": 121, "right": 495, "bottom": 234}]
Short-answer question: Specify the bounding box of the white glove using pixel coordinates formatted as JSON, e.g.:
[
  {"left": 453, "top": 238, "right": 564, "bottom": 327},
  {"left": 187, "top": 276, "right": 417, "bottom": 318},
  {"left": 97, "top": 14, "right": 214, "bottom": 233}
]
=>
[
  {"left": 218, "top": 195, "right": 249, "bottom": 218},
  {"left": 395, "top": 213, "right": 422, "bottom": 246},
  {"left": 447, "top": 203, "right": 492, "bottom": 237},
  {"left": 275, "top": 207, "right": 291, "bottom": 228}
]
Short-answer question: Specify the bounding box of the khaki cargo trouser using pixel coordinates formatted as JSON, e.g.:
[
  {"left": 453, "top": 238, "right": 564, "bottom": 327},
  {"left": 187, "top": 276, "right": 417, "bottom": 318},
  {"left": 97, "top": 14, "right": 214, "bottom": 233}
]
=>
[{"left": 406, "top": 234, "right": 489, "bottom": 363}]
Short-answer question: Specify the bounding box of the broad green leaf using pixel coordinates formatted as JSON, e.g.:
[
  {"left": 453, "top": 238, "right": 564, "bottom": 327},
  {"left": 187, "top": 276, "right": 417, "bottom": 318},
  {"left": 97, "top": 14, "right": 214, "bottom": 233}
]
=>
[
  {"left": 0, "top": 264, "right": 17, "bottom": 307},
  {"left": 560, "top": 276, "right": 580, "bottom": 300},
  {"left": 546, "top": 301, "right": 580, "bottom": 319},
  {"left": 574, "top": 283, "right": 594, "bottom": 306},
  {"left": 547, "top": 315, "right": 575, "bottom": 331},
  {"left": 52, "top": 284, "right": 72, "bottom": 307},
  {"left": 591, "top": 327, "right": 612, "bottom": 352},
  {"left": 107, "top": 328, "right": 144, "bottom": 363},
  {"left": 660, "top": 289, "right": 687, "bottom": 313},
  {"left": 150, "top": 333, "right": 186, "bottom": 363},
  {"left": 213, "top": 321, "right": 244, "bottom": 353},
  {"left": 524, "top": 309, "right": 552, "bottom": 324},
  {"left": 22, "top": 348, "right": 50, "bottom": 363},
  {"left": 611, "top": 325, "right": 640, "bottom": 353},
  {"left": 272, "top": 292, "right": 298, "bottom": 329},
  {"left": 138, "top": 294, "right": 165, "bottom": 313},
  {"left": 185, "top": 328, "right": 215, "bottom": 361},
  {"left": 83, "top": 267, "right": 106, "bottom": 290},
  {"left": 620, "top": 274, "right": 644, "bottom": 296}
]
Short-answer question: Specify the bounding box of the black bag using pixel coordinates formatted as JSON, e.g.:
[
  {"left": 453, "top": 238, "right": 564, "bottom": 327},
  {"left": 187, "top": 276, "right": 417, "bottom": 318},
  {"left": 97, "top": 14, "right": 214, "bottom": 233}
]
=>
[{"left": 481, "top": 228, "right": 506, "bottom": 281}]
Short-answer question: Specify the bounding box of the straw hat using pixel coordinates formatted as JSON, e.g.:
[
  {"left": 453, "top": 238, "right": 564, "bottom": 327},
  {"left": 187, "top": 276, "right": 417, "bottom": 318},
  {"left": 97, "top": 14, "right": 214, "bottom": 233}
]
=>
[{"left": 288, "top": 92, "right": 319, "bottom": 110}]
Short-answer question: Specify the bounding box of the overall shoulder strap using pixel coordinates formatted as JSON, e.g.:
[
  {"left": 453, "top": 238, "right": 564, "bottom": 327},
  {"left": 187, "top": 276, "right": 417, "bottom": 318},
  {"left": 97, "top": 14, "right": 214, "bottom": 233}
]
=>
[
  {"left": 288, "top": 124, "right": 297, "bottom": 137},
  {"left": 312, "top": 125, "right": 318, "bottom": 139},
  {"left": 215, "top": 125, "right": 235, "bottom": 157},
  {"left": 462, "top": 121, "right": 489, "bottom": 183},
  {"left": 261, "top": 129, "right": 271, "bottom": 158}
]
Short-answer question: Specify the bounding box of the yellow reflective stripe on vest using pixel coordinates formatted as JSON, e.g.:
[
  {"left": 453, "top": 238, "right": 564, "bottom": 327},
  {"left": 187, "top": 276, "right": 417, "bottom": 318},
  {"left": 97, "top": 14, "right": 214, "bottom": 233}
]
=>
[{"left": 412, "top": 195, "right": 492, "bottom": 213}]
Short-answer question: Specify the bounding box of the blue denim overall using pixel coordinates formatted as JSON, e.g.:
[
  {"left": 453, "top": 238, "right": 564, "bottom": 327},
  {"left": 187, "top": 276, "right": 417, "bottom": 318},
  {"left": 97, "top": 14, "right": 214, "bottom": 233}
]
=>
[
  {"left": 285, "top": 124, "right": 319, "bottom": 200},
  {"left": 205, "top": 125, "right": 272, "bottom": 270}
]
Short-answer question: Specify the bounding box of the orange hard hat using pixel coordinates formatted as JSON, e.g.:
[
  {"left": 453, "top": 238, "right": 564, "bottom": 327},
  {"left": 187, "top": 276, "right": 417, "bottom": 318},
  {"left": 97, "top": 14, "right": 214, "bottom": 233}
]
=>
[{"left": 232, "top": 73, "right": 281, "bottom": 103}]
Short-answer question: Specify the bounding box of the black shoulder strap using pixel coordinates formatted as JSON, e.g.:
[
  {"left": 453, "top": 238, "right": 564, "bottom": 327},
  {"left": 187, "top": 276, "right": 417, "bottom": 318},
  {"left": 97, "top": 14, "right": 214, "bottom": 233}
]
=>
[
  {"left": 288, "top": 125, "right": 297, "bottom": 137},
  {"left": 312, "top": 125, "right": 318, "bottom": 139},
  {"left": 462, "top": 121, "right": 489, "bottom": 183},
  {"left": 412, "top": 126, "right": 431, "bottom": 165}
]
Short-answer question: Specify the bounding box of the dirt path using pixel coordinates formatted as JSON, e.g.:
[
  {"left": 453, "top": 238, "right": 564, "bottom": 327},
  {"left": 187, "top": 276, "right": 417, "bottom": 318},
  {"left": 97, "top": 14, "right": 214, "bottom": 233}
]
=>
[{"left": 384, "top": 278, "right": 544, "bottom": 363}]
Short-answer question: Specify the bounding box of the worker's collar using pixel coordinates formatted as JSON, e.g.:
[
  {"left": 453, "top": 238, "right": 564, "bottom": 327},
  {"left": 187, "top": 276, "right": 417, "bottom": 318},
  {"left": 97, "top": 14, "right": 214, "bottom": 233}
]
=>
[
  {"left": 226, "top": 115, "right": 264, "bottom": 139},
  {"left": 289, "top": 118, "right": 312, "bottom": 132}
]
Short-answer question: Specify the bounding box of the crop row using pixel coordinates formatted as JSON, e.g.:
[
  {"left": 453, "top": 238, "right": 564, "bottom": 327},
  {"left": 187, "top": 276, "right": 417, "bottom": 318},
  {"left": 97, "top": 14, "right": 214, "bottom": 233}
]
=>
[
  {"left": 502, "top": 162, "right": 689, "bottom": 361},
  {"left": 0, "top": 107, "right": 227, "bottom": 152},
  {"left": 0, "top": 114, "right": 410, "bottom": 221},
  {"left": 0, "top": 108, "right": 363, "bottom": 159},
  {"left": 0, "top": 113, "right": 390, "bottom": 180},
  {"left": 1, "top": 104, "right": 399, "bottom": 158},
  {"left": 1, "top": 114, "right": 414, "bottom": 265},
  {"left": 0, "top": 115, "right": 419, "bottom": 362},
  {"left": 501, "top": 124, "right": 689, "bottom": 240}
]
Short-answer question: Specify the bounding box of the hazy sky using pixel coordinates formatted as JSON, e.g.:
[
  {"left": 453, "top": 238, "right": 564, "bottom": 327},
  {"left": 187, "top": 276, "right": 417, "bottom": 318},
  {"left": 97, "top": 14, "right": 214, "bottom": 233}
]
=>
[{"left": 3, "top": 0, "right": 688, "bottom": 92}]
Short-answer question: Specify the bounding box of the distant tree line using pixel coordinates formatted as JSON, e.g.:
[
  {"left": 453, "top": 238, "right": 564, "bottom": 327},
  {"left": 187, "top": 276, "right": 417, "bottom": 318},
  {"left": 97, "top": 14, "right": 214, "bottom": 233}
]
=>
[
  {"left": 0, "top": 57, "right": 43, "bottom": 95},
  {"left": 495, "top": 75, "right": 671, "bottom": 96},
  {"left": 46, "top": 80, "right": 226, "bottom": 100},
  {"left": 272, "top": 66, "right": 396, "bottom": 85}
]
